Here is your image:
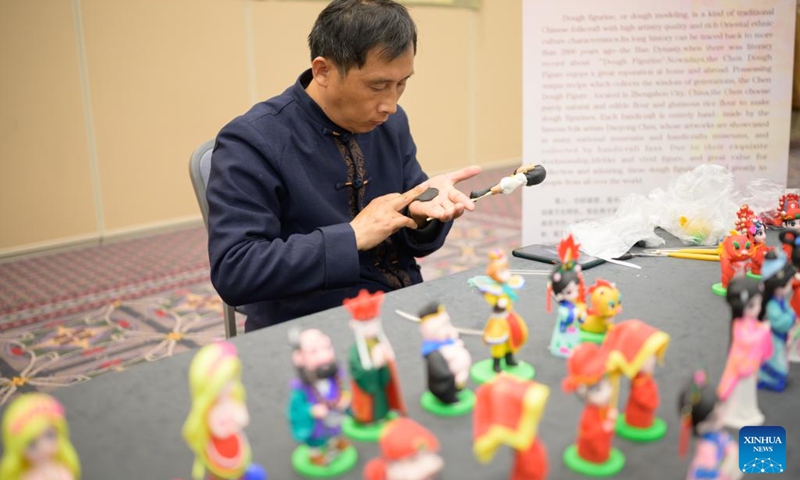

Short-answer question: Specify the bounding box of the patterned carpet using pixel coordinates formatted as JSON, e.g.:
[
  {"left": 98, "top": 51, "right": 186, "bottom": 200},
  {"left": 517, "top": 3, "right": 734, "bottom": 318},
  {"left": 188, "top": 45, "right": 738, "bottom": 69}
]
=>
[{"left": 0, "top": 166, "right": 522, "bottom": 405}]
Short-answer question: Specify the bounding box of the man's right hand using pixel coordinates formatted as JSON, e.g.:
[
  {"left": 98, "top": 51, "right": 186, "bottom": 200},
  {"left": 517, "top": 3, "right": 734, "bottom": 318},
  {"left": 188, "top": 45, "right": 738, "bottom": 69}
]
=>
[{"left": 350, "top": 183, "right": 428, "bottom": 251}]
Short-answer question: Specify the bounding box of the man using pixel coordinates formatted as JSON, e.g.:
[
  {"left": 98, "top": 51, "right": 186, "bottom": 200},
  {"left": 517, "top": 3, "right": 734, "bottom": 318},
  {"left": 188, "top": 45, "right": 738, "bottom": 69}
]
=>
[
  {"left": 207, "top": 0, "right": 480, "bottom": 331},
  {"left": 287, "top": 328, "right": 351, "bottom": 466},
  {"left": 417, "top": 303, "right": 471, "bottom": 404},
  {"left": 363, "top": 418, "right": 443, "bottom": 480}
]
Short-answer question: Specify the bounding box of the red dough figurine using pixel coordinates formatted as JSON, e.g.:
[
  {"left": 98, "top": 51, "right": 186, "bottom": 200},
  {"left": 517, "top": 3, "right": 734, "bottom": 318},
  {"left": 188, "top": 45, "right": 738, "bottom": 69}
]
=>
[
  {"left": 713, "top": 232, "right": 753, "bottom": 296},
  {"left": 734, "top": 205, "right": 771, "bottom": 277},
  {"left": 363, "top": 418, "right": 443, "bottom": 480}
]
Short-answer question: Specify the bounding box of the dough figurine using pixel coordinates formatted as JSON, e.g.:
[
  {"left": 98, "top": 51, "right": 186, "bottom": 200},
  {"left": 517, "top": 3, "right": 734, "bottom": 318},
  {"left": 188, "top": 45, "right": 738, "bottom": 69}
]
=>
[
  {"left": 417, "top": 303, "right": 475, "bottom": 416},
  {"left": 287, "top": 328, "right": 357, "bottom": 477},
  {"left": 562, "top": 343, "right": 625, "bottom": 477},
  {"left": 469, "top": 164, "right": 546, "bottom": 201},
  {"left": 712, "top": 232, "right": 753, "bottom": 297},
  {"left": 473, "top": 374, "right": 550, "bottom": 480},
  {"left": 678, "top": 370, "right": 742, "bottom": 480},
  {"left": 343, "top": 290, "right": 406, "bottom": 442},
  {"left": 182, "top": 342, "right": 266, "bottom": 480},
  {"left": 580, "top": 279, "right": 621, "bottom": 344},
  {"left": 363, "top": 418, "right": 443, "bottom": 480},
  {"left": 0, "top": 393, "right": 80, "bottom": 480},
  {"left": 757, "top": 250, "right": 796, "bottom": 391},
  {"left": 547, "top": 234, "right": 587, "bottom": 358},
  {"left": 471, "top": 249, "right": 533, "bottom": 385},
  {"left": 735, "top": 205, "right": 771, "bottom": 278},
  {"left": 778, "top": 193, "right": 800, "bottom": 258},
  {"left": 717, "top": 276, "right": 772, "bottom": 429},
  {"left": 777, "top": 229, "right": 800, "bottom": 364},
  {"left": 602, "top": 319, "right": 670, "bottom": 443}
]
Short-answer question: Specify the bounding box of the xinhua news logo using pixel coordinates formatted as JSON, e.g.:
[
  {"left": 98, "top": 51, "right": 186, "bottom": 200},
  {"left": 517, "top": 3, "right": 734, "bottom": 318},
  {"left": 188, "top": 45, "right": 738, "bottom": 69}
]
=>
[{"left": 739, "top": 426, "right": 786, "bottom": 474}]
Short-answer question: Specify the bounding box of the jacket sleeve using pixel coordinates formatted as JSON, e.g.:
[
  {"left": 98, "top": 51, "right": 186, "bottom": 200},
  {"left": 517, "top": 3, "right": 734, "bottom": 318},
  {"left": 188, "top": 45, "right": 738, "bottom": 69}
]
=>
[
  {"left": 393, "top": 107, "right": 453, "bottom": 257},
  {"left": 206, "top": 118, "right": 360, "bottom": 306}
]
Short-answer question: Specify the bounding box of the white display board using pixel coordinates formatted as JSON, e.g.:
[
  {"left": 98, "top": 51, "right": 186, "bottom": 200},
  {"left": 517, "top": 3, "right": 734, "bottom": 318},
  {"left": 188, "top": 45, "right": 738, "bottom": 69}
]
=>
[{"left": 522, "top": 0, "right": 796, "bottom": 245}]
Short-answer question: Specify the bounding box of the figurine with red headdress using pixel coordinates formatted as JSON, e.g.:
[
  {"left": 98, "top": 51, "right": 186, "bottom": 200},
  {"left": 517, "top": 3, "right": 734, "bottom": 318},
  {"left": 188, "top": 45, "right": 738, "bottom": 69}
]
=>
[
  {"left": 603, "top": 319, "right": 670, "bottom": 442},
  {"left": 548, "top": 235, "right": 587, "bottom": 358},
  {"left": 678, "top": 370, "right": 742, "bottom": 480},
  {"left": 342, "top": 290, "right": 406, "bottom": 442},
  {"left": 562, "top": 343, "right": 625, "bottom": 477},
  {"left": 735, "top": 205, "right": 771, "bottom": 278},
  {"left": 363, "top": 418, "right": 443, "bottom": 480},
  {"left": 473, "top": 374, "right": 550, "bottom": 480},
  {"left": 779, "top": 193, "right": 800, "bottom": 246},
  {"left": 580, "top": 279, "right": 622, "bottom": 344},
  {"left": 470, "top": 249, "right": 533, "bottom": 385}
]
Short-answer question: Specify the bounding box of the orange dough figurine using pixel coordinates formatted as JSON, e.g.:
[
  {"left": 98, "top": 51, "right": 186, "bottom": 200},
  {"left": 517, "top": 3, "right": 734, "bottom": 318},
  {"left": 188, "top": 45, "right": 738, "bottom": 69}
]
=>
[{"left": 363, "top": 418, "right": 443, "bottom": 480}]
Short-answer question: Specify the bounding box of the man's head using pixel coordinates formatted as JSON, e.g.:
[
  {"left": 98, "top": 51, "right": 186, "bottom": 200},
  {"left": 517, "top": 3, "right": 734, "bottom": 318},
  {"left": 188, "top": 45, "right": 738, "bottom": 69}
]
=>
[
  {"left": 291, "top": 328, "right": 339, "bottom": 383},
  {"left": 418, "top": 303, "right": 456, "bottom": 342},
  {"left": 306, "top": 0, "right": 417, "bottom": 133}
]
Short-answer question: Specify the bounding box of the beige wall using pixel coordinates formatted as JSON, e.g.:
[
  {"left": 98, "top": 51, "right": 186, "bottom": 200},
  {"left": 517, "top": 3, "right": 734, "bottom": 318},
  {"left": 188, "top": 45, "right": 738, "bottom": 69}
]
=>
[{"left": 0, "top": 0, "right": 522, "bottom": 255}]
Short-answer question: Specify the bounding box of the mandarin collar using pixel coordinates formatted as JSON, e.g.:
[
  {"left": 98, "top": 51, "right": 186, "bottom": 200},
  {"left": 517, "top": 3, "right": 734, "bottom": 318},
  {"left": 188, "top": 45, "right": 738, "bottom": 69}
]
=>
[{"left": 291, "top": 69, "right": 353, "bottom": 137}]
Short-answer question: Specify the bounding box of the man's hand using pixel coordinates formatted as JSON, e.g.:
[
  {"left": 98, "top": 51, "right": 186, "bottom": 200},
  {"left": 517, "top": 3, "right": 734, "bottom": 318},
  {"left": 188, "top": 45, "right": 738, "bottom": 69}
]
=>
[
  {"left": 407, "top": 166, "right": 482, "bottom": 225},
  {"left": 350, "top": 183, "right": 428, "bottom": 251}
]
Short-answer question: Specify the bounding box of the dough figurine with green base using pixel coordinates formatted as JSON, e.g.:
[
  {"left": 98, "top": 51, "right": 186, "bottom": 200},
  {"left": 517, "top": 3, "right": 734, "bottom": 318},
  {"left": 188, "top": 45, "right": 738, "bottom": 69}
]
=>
[
  {"left": 713, "top": 232, "right": 753, "bottom": 297},
  {"left": 343, "top": 290, "right": 407, "bottom": 442},
  {"left": 287, "top": 328, "right": 357, "bottom": 477},
  {"left": 471, "top": 249, "right": 534, "bottom": 385},
  {"left": 562, "top": 343, "right": 625, "bottom": 477},
  {"left": 417, "top": 303, "right": 475, "bottom": 416},
  {"left": 579, "top": 279, "right": 621, "bottom": 345}
]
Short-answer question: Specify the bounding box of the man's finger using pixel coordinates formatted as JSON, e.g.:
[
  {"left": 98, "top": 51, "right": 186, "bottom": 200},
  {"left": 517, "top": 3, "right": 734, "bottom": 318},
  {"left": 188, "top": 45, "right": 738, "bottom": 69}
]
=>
[
  {"left": 393, "top": 213, "right": 419, "bottom": 231},
  {"left": 448, "top": 188, "right": 476, "bottom": 211},
  {"left": 393, "top": 183, "right": 430, "bottom": 210},
  {"left": 446, "top": 165, "right": 482, "bottom": 184}
]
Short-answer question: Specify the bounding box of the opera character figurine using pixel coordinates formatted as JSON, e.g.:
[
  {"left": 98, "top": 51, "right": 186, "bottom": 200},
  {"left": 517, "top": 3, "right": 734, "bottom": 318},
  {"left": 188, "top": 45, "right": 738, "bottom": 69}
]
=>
[
  {"left": 286, "top": 328, "right": 357, "bottom": 477},
  {"left": 777, "top": 229, "right": 800, "bottom": 364},
  {"left": 182, "top": 342, "right": 266, "bottom": 480},
  {"left": 342, "top": 290, "right": 406, "bottom": 442},
  {"left": 471, "top": 249, "right": 533, "bottom": 385},
  {"left": 547, "top": 235, "right": 587, "bottom": 358},
  {"left": 778, "top": 193, "right": 800, "bottom": 258},
  {"left": 712, "top": 232, "right": 753, "bottom": 297},
  {"left": 579, "top": 279, "right": 621, "bottom": 344},
  {"left": 735, "top": 205, "right": 771, "bottom": 278},
  {"left": 417, "top": 303, "right": 475, "bottom": 416},
  {"left": 757, "top": 250, "right": 796, "bottom": 391},
  {"left": 717, "top": 276, "right": 772, "bottom": 429},
  {"left": 602, "top": 319, "right": 670, "bottom": 442},
  {"left": 678, "top": 370, "right": 742, "bottom": 480},
  {"left": 0, "top": 393, "right": 80, "bottom": 480},
  {"left": 469, "top": 164, "right": 546, "bottom": 201},
  {"left": 363, "top": 418, "right": 443, "bottom": 480},
  {"left": 562, "top": 343, "right": 625, "bottom": 477},
  {"left": 473, "top": 374, "right": 550, "bottom": 480}
]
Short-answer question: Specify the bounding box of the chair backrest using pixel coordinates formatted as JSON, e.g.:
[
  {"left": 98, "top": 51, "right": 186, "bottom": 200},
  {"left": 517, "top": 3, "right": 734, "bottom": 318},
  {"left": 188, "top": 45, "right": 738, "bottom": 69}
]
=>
[{"left": 188, "top": 139, "right": 216, "bottom": 226}]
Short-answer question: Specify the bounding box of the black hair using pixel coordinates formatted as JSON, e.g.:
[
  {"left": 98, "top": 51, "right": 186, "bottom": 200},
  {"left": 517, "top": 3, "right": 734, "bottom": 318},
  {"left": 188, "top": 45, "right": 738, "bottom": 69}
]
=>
[
  {"left": 550, "top": 265, "right": 581, "bottom": 296},
  {"left": 761, "top": 250, "right": 797, "bottom": 317},
  {"left": 308, "top": 0, "right": 417, "bottom": 74},
  {"left": 418, "top": 302, "right": 441, "bottom": 320},
  {"left": 726, "top": 275, "right": 764, "bottom": 322},
  {"left": 677, "top": 371, "right": 716, "bottom": 437}
]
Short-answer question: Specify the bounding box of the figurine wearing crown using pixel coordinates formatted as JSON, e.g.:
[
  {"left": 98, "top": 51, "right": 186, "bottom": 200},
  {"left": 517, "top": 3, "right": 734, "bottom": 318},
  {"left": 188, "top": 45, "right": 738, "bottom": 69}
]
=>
[
  {"left": 580, "top": 279, "right": 622, "bottom": 344},
  {"left": 471, "top": 249, "right": 533, "bottom": 385},
  {"left": 343, "top": 290, "right": 406, "bottom": 442},
  {"left": 735, "top": 205, "right": 771, "bottom": 277},
  {"left": 678, "top": 370, "right": 742, "bottom": 480},
  {"left": 287, "top": 328, "right": 357, "bottom": 477},
  {"left": 562, "top": 343, "right": 625, "bottom": 476},
  {"left": 417, "top": 303, "right": 475, "bottom": 416},
  {"left": 473, "top": 374, "right": 550, "bottom": 480},
  {"left": 603, "top": 319, "right": 670, "bottom": 442},
  {"left": 548, "top": 235, "right": 587, "bottom": 358}
]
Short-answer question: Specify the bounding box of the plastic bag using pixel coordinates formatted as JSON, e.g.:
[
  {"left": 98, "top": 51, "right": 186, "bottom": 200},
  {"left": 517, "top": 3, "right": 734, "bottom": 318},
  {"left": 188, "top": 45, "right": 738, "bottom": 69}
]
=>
[
  {"left": 738, "top": 179, "right": 795, "bottom": 228},
  {"left": 648, "top": 164, "right": 738, "bottom": 245},
  {"left": 568, "top": 193, "right": 665, "bottom": 259}
]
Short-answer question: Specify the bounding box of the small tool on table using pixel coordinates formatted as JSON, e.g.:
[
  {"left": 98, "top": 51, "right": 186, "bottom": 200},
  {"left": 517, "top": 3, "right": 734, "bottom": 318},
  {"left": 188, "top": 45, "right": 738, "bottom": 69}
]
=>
[{"left": 617, "top": 248, "right": 720, "bottom": 262}]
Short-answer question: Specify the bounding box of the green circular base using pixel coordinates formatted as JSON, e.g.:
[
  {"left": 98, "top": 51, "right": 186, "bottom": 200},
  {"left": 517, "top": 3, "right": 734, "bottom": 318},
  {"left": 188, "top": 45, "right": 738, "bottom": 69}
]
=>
[
  {"left": 291, "top": 444, "right": 358, "bottom": 478},
  {"left": 563, "top": 444, "right": 625, "bottom": 477},
  {"left": 341, "top": 411, "right": 398, "bottom": 443},
  {"left": 420, "top": 389, "right": 475, "bottom": 417},
  {"left": 711, "top": 283, "right": 727, "bottom": 297},
  {"left": 469, "top": 358, "right": 535, "bottom": 385},
  {"left": 580, "top": 330, "right": 606, "bottom": 345},
  {"left": 747, "top": 271, "right": 761, "bottom": 280},
  {"left": 615, "top": 415, "right": 667, "bottom": 442}
]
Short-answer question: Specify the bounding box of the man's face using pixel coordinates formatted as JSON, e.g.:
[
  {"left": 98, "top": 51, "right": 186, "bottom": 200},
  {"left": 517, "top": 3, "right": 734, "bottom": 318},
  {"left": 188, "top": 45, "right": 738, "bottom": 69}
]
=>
[
  {"left": 323, "top": 45, "right": 414, "bottom": 133},
  {"left": 419, "top": 312, "right": 455, "bottom": 342},
  {"left": 293, "top": 329, "right": 336, "bottom": 374}
]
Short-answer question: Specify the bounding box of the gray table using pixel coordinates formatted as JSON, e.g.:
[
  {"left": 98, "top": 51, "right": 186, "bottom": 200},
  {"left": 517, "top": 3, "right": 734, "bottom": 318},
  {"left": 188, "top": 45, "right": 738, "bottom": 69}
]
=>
[{"left": 3, "top": 233, "right": 799, "bottom": 479}]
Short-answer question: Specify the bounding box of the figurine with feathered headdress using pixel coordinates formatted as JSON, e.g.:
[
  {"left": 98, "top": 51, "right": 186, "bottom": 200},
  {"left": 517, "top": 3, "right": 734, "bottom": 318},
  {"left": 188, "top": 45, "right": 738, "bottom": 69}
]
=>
[{"left": 547, "top": 234, "right": 587, "bottom": 358}]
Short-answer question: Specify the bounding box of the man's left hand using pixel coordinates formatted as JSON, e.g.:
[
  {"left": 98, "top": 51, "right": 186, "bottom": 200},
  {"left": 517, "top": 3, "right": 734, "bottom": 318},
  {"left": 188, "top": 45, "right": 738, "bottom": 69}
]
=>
[{"left": 407, "top": 165, "right": 482, "bottom": 225}]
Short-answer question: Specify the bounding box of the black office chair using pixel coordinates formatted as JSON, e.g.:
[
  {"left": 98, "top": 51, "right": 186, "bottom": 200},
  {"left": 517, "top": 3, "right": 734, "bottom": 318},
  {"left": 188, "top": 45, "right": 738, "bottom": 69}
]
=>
[{"left": 188, "top": 140, "right": 239, "bottom": 338}]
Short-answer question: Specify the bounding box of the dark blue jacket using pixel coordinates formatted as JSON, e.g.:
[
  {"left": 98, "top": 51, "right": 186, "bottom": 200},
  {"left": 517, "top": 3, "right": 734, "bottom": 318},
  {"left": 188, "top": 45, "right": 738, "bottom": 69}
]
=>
[{"left": 207, "top": 70, "right": 451, "bottom": 330}]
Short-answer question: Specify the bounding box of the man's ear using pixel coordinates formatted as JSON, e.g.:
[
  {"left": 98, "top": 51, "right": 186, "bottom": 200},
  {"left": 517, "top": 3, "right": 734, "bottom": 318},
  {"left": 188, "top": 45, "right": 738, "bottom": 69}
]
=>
[{"left": 311, "top": 56, "right": 333, "bottom": 87}]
